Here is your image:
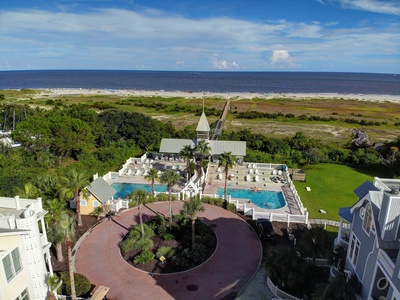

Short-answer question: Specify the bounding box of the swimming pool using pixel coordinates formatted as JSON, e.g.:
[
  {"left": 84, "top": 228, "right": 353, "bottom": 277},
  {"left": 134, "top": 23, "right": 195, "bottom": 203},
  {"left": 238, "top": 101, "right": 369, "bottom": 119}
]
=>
[
  {"left": 112, "top": 183, "right": 168, "bottom": 199},
  {"left": 216, "top": 188, "right": 286, "bottom": 209}
]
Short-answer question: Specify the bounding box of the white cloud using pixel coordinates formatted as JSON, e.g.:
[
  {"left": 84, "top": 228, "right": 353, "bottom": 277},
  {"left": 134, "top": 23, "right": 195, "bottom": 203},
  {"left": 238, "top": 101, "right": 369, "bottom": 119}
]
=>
[
  {"left": 210, "top": 56, "right": 240, "bottom": 70},
  {"left": 0, "top": 7, "right": 398, "bottom": 72},
  {"left": 270, "top": 50, "right": 297, "bottom": 68},
  {"left": 318, "top": 0, "right": 400, "bottom": 15}
]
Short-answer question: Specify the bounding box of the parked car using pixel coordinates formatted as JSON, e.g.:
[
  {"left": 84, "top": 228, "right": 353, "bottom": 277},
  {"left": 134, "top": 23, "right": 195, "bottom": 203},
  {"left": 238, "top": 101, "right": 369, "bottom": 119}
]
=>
[{"left": 256, "top": 218, "right": 276, "bottom": 239}]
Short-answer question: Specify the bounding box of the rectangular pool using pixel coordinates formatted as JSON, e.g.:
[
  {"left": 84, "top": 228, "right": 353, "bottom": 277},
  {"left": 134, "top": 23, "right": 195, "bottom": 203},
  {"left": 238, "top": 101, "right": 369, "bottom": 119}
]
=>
[
  {"left": 112, "top": 183, "right": 168, "bottom": 199},
  {"left": 216, "top": 188, "right": 286, "bottom": 209}
]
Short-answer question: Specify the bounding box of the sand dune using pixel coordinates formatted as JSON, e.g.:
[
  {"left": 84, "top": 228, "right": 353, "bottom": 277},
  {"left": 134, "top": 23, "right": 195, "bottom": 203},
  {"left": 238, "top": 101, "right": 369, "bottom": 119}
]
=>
[{"left": 35, "top": 88, "right": 400, "bottom": 103}]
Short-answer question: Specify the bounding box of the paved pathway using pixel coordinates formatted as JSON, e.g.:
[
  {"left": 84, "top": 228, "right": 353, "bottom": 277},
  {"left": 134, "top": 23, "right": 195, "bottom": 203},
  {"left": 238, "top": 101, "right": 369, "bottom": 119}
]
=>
[{"left": 75, "top": 202, "right": 262, "bottom": 300}]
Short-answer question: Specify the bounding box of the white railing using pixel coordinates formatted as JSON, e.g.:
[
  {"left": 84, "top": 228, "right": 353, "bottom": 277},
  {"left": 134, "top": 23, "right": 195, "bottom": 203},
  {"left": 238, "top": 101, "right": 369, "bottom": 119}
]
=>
[
  {"left": 267, "top": 277, "right": 302, "bottom": 300},
  {"left": 309, "top": 219, "right": 350, "bottom": 229},
  {"left": 253, "top": 210, "right": 308, "bottom": 226}
]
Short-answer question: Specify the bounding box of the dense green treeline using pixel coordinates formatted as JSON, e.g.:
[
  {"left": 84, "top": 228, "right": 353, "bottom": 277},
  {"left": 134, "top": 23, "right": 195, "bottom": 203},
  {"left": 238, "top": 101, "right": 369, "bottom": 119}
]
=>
[{"left": 1, "top": 103, "right": 399, "bottom": 197}]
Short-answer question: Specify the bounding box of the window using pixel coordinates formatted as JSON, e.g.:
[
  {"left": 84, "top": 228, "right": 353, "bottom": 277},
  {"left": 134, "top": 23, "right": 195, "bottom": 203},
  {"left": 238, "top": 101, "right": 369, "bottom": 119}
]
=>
[
  {"left": 2, "top": 248, "right": 22, "bottom": 282},
  {"left": 80, "top": 200, "right": 87, "bottom": 206},
  {"left": 15, "top": 288, "right": 30, "bottom": 300},
  {"left": 93, "top": 200, "right": 99, "bottom": 207},
  {"left": 349, "top": 234, "right": 360, "bottom": 266},
  {"left": 362, "top": 203, "right": 372, "bottom": 234},
  {"left": 377, "top": 277, "right": 389, "bottom": 290}
]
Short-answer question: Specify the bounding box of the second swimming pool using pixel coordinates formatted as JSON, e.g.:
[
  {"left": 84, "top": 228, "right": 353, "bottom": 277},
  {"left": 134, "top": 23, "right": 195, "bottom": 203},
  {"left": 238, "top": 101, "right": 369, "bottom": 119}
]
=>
[
  {"left": 216, "top": 188, "right": 286, "bottom": 209},
  {"left": 112, "top": 183, "right": 168, "bottom": 199}
]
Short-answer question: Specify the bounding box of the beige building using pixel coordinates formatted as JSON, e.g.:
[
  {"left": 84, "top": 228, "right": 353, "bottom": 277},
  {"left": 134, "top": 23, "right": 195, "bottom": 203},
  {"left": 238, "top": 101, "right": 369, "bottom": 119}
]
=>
[{"left": 0, "top": 196, "right": 52, "bottom": 300}]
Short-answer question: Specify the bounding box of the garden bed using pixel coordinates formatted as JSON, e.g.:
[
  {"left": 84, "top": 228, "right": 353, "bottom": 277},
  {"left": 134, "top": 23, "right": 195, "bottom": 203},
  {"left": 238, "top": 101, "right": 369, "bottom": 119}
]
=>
[{"left": 120, "top": 215, "right": 217, "bottom": 274}]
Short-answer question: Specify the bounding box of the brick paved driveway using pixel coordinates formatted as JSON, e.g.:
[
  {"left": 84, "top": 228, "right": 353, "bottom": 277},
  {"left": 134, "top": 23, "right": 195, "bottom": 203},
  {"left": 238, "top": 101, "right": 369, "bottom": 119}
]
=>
[{"left": 75, "top": 202, "right": 262, "bottom": 300}]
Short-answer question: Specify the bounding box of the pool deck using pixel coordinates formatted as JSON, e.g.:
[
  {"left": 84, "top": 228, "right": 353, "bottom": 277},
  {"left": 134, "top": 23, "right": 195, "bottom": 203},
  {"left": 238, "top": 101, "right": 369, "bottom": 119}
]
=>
[{"left": 107, "top": 160, "right": 302, "bottom": 216}]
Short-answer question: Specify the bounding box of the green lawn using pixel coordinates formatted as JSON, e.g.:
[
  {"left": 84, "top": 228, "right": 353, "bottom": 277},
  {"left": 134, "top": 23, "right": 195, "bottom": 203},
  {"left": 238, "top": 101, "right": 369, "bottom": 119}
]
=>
[{"left": 293, "top": 164, "right": 374, "bottom": 221}]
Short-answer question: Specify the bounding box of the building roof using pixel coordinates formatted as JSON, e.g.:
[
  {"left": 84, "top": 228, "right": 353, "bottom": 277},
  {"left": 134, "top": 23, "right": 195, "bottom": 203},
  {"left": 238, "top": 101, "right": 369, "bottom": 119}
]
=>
[
  {"left": 159, "top": 139, "right": 195, "bottom": 154},
  {"left": 159, "top": 138, "right": 246, "bottom": 156},
  {"left": 353, "top": 180, "right": 379, "bottom": 199},
  {"left": 196, "top": 111, "right": 210, "bottom": 132},
  {"left": 86, "top": 177, "right": 116, "bottom": 204},
  {"left": 338, "top": 207, "right": 353, "bottom": 223},
  {"left": 209, "top": 140, "right": 246, "bottom": 156}
]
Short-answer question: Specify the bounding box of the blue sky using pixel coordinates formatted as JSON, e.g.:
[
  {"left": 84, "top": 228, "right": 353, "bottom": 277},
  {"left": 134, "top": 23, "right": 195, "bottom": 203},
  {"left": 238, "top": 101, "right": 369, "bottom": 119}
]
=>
[{"left": 1, "top": 0, "right": 399, "bottom": 73}]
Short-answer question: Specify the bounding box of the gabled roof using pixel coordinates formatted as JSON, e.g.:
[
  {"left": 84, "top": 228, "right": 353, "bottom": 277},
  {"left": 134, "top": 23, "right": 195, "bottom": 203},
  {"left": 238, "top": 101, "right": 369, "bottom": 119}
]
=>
[
  {"left": 338, "top": 207, "right": 353, "bottom": 223},
  {"left": 354, "top": 180, "right": 379, "bottom": 199},
  {"left": 209, "top": 140, "right": 246, "bottom": 156},
  {"left": 159, "top": 139, "right": 195, "bottom": 154},
  {"left": 86, "top": 177, "right": 116, "bottom": 204},
  {"left": 196, "top": 112, "right": 210, "bottom": 132}
]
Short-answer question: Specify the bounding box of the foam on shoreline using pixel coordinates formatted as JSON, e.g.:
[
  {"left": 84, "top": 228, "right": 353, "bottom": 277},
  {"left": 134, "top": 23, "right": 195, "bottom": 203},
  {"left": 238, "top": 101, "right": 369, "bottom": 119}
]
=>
[{"left": 33, "top": 88, "right": 400, "bottom": 103}]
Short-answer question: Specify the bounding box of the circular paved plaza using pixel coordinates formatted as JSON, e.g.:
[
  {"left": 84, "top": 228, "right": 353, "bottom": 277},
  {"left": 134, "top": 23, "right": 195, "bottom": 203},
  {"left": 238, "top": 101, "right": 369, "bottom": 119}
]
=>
[{"left": 75, "top": 202, "right": 262, "bottom": 300}]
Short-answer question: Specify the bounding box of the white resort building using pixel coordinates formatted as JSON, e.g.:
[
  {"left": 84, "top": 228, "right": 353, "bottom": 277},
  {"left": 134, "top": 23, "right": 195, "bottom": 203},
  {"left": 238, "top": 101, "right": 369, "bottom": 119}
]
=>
[{"left": 0, "top": 196, "right": 52, "bottom": 300}]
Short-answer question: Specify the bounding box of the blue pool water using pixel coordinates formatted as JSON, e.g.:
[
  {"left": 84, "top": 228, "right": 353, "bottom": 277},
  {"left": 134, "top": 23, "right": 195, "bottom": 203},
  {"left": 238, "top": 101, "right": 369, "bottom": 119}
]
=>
[
  {"left": 112, "top": 183, "right": 168, "bottom": 199},
  {"left": 216, "top": 188, "right": 286, "bottom": 209}
]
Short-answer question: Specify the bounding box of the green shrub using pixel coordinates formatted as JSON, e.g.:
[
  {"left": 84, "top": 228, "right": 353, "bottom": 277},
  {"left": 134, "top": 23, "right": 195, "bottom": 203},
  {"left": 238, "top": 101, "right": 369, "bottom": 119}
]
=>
[
  {"left": 163, "top": 233, "right": 175, "bottom": 241},
  {"left": 120, "top": 238, "right": 136, "bottom": 254},
  {"left": 58, "top": 272, "right": 91, "bottom": 297},
  {"left": 120, "top": 224, "right": 155, "bottom": 253},
  {"left": 156, "top": 246, "right": 175, "bottom": 259},
  {"left": 227, "top": 203, "right": 237, "bottom": 212},
  {"left": 134, "top": 251, "right": 155, "bottom": 265},
  {"left": 134, "top": 237, "right": 154, "bottom": 252},
  {"left": 156, "top": 193, "right": 169, "bottom": 201}
]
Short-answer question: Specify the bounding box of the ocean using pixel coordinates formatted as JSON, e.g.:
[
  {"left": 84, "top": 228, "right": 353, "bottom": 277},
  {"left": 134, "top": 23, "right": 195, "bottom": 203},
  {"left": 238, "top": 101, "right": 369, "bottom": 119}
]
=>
[{"left": 0, "top": 70, "right": 399, "bottom": 95}]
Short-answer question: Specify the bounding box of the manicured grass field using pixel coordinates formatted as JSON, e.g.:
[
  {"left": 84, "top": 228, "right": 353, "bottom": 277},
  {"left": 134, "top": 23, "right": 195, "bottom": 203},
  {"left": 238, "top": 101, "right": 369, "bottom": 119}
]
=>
[{"left": 293, "top": 163, "right": 374, "bottom": 221}]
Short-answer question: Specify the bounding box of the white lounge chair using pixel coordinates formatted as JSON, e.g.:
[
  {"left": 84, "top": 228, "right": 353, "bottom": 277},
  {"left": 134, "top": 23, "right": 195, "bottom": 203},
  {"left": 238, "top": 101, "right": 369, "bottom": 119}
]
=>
[
  {"left": 127, "top": 169, "right": 133, "bottom": 176},
  {"left": 134, "top": 170, "right": 140, "bottom": 176},
  {"left": 272, "top": 169, "right": 277, "bottom": 175},
  {"left": 278, "top": 170, "right": 282, "bottom": 176},
  {"left": 245, "top": 175, "right": 250, "bottom": 181},
  {"left": 255, "top": 175, "right": 259, "bottom": 182},
  {"left": 249, "top": 169, "right": 254, "bottom": 174},
  {"left": 255, "top": 169, "right": 259, "bottom": 174}
]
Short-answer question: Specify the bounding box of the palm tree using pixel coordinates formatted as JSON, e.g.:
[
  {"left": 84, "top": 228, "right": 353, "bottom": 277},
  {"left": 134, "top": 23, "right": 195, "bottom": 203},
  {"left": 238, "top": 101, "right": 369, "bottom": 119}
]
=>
[
  {"left": 47, "top": 274, "right": 62, "bottom": 300},
  {"left": 47, "top": 223, "right": 66, "bottom": 262},
  {"left": 219, "top": 151, "right": 236, "bottom": 203},
  {"left": 182, "top": 197, "right": 205, "bottom": 248},
  {"left": 300, "top": 226, "right": 330, "bottom": 266},
  {"left": 17, "top": 182, "right": 39, "bottom": 198},
  {"left": 180, "top": 144, "right": 195, "bottom": 183},
  {"left": 160, "top": 170, "right": 181, "bottom": 227},
  {"left": 60, "top": 169, "right": 89, "bottom": 226},
  {"left": 45, "top": 198, "right": 69, "bottom": 262},
  {"left": 144, "top": 167, "right": 159, "bottom": 196},
  {"left": 129, "top": 189, "right": 149, "bottom": 237},
  {"left": 59, "top": 214, "right": 77, "bottom": 300},
  {"left": 195, "top": 140, "right": 211, "bottom": 191},
  {"left": 265, "top": 245, "right": 304, "bottom": 289},
  {"left": 43, "top": 198, "right": 68, "bottom": 227}
]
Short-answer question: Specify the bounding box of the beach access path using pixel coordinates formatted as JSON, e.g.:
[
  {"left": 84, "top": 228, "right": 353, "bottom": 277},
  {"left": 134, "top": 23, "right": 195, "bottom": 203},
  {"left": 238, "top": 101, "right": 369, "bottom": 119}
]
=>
[{"left": 75, "top": 202, "right": 262, "bottom": 300}]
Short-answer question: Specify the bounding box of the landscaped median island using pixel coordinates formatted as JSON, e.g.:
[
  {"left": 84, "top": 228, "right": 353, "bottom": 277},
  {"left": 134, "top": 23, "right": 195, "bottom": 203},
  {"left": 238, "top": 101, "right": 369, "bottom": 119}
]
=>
[{"left": 119, "top": 213, "right": 217, "bottom": 273}]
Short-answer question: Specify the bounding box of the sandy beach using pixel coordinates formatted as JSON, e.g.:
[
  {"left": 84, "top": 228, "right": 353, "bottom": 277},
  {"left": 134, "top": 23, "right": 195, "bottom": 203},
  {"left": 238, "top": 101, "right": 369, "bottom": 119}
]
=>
[{"left": 34, "top": 88, "right": 400, "bottom": 103}]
